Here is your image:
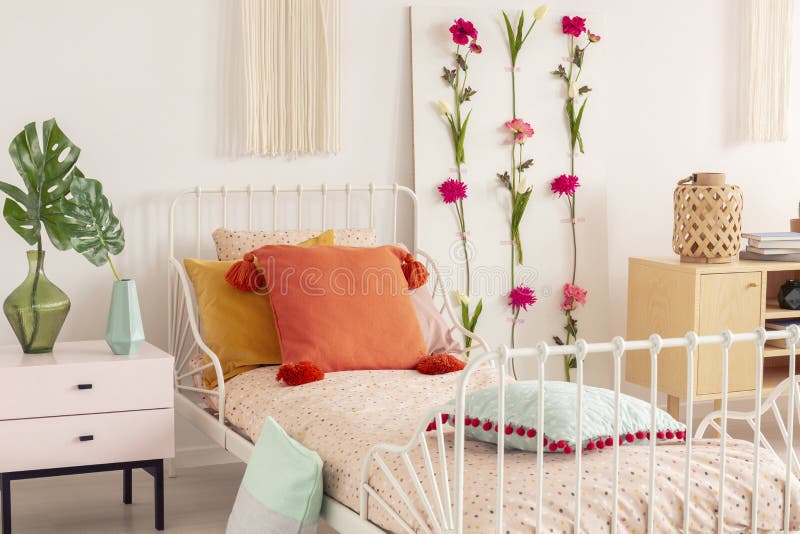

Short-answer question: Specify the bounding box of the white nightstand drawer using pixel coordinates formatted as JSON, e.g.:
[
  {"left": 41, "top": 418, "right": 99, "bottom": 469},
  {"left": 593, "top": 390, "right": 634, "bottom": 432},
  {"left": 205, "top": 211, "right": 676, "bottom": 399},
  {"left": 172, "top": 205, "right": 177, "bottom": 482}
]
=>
[
  {"left": 0, "top": 408, "right": 175, "bottom": 472},
  {"left": 0, "top": 347, "right": 173, "bottom": 420}
]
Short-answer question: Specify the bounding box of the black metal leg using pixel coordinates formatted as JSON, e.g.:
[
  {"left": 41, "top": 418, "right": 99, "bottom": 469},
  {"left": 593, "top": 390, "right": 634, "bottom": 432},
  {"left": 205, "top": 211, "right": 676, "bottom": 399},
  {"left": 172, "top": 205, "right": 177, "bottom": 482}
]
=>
[
  {"left": 1, "top": 473, "right": 11, "bottom": 534},
  {"left": 122, "top": 467, "right": 132, "bottom": 504},
  {"left": 153, "top": 460, "right": 164, "bottom": 531}
]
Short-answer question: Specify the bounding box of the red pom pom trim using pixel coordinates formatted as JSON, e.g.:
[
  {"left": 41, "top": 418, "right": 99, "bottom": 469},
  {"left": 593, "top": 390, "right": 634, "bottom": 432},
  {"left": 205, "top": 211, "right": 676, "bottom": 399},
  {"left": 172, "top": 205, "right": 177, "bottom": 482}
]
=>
[
  {"left": 504, "top": 425, "right": 513, "bottom": 435},
  {"left": 526, "top": 428, "right": 536, "bottom": 438},
  {"left": 563, "top": 445, "right": 573, "bottom": 454},
  {"left": 586, "top": 441, "right": 595, "bottom": 451},
  {"left": 470, "top": 418, "right": 480, "bottom": 428},
  {"left": 482, "top": 421, "right": 493, "bottom": 431},
  {"left": 276, "top": 361, "right": 325, "bottom": 386},
  {"left": 416, "top": 353, "right": 465, "bottom": 375},
  {"left": 666, "top": 430, "right": 675, "bottom": 439},
  {"left": 516, "top": 426, "right": 525, "bottom": 436},
  {"left": 635, "top": 430, "right": 645, "bottom": 440},
  {"left": 625, "top": 433, "right": 634, "bottom": 443},
  {"left": 548, "top": 442, "right": 558, "bottom": 452},
  {"left": 605, "top": 437, "right": 614, "bottom": 447}
]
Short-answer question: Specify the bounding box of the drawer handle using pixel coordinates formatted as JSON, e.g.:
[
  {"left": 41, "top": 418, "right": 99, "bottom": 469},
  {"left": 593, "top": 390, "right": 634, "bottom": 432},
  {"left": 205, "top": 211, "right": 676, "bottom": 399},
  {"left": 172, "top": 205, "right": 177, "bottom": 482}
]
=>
[
  {"left": 79, "top": 435, "right": 94, "bottom": 442},
  {"left": 747, "top": 282, "right": 758, "bottom": 289},
  {"left": 77, "top": 384, "right": 93, "bottom": 390}
]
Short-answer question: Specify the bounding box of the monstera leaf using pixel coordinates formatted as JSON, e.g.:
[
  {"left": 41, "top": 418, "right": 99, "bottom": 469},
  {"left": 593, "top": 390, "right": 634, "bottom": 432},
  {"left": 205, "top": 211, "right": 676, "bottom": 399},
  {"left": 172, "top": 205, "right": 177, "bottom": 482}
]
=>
[
  {"left": 0, "top": 119, "right": 81, "bottom": 249},
  {"left": 59, "top": 171, "right": 125, "bottom": 266}
]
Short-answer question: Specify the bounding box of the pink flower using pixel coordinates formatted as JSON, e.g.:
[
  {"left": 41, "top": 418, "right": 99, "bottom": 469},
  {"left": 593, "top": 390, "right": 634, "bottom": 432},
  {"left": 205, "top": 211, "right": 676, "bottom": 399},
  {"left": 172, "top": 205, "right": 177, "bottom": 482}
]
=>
[
  {"left": 449, "top": 18, "right": 478, "bottom": 45},
  {"left": 509, "top": 285, "right": 537, "bottom": 312},
  {"left": 562, "top": 16, "right": 586, "bottom": 37},
  {"left": 438, "top": 178, "right": 468, "bottom": 204},
  {"left": 505, "top": 118, "right": 534, "bottom": 144},
  {"left": 588, "top": 31, "right": 601, "bottom": 43},
  {"left": 550, "top": 174, "right": 580, "bottom": 197},
  {"left": 561, "top": 283, "right": 588, "bottom": 311},
  {"left": 469, "top": 40, "right": 483, "bottom": 54}
]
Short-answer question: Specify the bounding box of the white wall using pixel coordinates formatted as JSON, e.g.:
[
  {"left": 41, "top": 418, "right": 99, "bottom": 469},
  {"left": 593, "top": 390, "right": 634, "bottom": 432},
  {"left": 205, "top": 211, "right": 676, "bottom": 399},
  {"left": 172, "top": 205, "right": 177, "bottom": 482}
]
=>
[{"left": 1, "top": 0, "right": 799, "bottom": 449}]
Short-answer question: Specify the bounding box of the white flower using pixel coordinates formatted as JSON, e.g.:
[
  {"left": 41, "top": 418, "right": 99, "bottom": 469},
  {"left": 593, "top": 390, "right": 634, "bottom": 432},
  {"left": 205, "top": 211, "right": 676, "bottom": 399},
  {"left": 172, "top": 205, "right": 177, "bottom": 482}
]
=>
[
  {"left": 452, "top": 290, "right": 470, "bottom": 307},
  {"left": 568, "top": 83, "right": 577, "bottom": 99},
  {"left": 436, "top": 99, "right": 452, "bottom": 117},
  {"left": 533, "top": 4, "right": 548, "bottom": 20},
  {"left": 516, "top": 175, "right": 529, "bottom": 195}
]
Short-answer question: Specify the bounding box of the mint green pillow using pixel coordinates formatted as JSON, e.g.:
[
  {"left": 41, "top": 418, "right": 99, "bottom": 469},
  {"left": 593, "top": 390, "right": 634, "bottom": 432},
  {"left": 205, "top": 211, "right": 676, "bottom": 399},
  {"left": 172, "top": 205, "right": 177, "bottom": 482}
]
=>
[
  {"left": 434, "top": 381, "right": 686, "bottom": 454},
  {"left": 227, "top": 417, "right": 323, "bottom": 534}
]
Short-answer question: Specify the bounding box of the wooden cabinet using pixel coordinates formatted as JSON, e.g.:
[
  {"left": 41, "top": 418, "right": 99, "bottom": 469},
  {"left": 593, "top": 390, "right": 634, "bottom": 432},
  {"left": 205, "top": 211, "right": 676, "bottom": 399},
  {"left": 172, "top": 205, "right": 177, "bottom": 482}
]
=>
[{"left": 626, "top": 257, "right": 800, "bottom": 418}]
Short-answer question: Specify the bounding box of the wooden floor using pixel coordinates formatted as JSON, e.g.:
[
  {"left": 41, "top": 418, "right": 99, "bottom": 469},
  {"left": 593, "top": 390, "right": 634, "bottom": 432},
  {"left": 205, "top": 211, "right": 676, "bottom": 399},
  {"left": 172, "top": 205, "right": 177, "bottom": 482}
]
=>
[{"left": 2, "top": 463, "right": 337, "bottom": 533}]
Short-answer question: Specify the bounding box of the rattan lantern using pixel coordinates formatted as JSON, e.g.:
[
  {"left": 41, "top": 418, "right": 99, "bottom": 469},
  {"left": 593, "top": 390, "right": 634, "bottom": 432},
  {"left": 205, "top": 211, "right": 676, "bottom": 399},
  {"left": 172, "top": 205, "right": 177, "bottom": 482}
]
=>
[{"left": 672, "top": 173, "right": 743, "bottom": 263}]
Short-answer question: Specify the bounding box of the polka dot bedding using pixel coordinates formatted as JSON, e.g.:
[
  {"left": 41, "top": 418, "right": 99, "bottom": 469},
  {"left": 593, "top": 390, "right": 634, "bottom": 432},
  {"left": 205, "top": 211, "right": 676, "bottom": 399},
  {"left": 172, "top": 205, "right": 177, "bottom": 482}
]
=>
[{"left": 191, "top": 360, "right": 800, "bottom": 532}]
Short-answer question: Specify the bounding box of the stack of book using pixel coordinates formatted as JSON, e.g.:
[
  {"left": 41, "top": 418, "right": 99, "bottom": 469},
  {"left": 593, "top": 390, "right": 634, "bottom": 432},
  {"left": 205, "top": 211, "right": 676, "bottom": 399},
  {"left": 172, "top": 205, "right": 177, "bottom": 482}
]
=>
[{"left": 741, "top": 232, "right": 800, "bottom": 261}]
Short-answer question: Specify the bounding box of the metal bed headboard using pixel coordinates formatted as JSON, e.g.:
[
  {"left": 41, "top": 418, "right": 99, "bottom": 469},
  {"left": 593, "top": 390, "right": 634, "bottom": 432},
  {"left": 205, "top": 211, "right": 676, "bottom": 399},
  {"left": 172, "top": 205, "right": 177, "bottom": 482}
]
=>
[{"left": 168, "top": 183, "right": 419, "bottom": 260}]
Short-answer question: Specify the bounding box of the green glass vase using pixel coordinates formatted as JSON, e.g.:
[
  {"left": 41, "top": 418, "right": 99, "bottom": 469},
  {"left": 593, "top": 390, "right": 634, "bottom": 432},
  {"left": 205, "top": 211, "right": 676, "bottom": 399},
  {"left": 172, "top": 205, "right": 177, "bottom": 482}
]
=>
[{"left": 3, "top": 250, "right": 70, "bottom": 353}]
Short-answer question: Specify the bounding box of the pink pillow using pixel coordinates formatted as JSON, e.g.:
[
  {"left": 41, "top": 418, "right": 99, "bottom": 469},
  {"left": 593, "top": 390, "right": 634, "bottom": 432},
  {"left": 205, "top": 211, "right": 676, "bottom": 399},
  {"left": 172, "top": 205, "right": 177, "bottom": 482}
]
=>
[{"left": 410, "top": 287, "right": 461, "bottom": 355}]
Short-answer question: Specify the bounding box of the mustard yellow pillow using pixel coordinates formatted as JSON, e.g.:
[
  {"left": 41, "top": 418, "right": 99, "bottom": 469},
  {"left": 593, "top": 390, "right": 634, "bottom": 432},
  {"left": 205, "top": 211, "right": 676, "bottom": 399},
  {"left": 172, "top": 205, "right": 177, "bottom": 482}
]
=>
[{"left": 184, "top": 230, "right": 334, "bottom": 388}]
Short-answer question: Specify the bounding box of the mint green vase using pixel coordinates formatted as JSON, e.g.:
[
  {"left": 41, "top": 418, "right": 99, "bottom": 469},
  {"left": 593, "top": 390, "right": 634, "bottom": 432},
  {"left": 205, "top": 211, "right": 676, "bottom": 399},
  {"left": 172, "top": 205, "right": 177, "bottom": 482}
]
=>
[
  {"left": 106, "top": 279, "right": 145, "bottom": 355},
  {"left": 3, "top": 250, "right": 70, "bottom": 354}
]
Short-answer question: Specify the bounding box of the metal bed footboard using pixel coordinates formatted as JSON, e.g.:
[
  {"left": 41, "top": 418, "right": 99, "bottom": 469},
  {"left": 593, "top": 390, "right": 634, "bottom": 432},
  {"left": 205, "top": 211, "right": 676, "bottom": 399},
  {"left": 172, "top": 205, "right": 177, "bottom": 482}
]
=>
[{"left": 361, "top": 327, "right": 800, "bottom": 533}]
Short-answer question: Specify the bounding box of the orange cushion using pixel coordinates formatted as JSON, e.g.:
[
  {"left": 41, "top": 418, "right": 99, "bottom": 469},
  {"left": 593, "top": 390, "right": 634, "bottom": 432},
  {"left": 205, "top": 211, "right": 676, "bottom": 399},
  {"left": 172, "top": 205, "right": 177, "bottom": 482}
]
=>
[
  {"left": 250, "top": 245, "right": 428, "bottom": 372},
  {"left": 183, "top": 230, "right": 334, "bottom": 388}
]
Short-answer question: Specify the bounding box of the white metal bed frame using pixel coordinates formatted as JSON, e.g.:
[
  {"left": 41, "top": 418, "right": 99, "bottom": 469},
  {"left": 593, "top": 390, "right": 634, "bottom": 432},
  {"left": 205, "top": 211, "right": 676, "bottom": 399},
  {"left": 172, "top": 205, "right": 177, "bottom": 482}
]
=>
[
  {"left": 168, "top": 183, "right": 800, "bottom": 533},
  {"left": 167, "top": 183, "right": 490, "bottom": 533}
]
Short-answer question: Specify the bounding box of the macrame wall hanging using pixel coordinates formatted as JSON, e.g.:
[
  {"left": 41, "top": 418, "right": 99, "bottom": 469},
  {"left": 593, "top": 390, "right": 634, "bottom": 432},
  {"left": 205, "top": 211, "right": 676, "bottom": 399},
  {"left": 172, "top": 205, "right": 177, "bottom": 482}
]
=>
[
  {"left": 241, "top": 0, "right": 341, "bottom": 156},
  {"left": 743, "top": 0, "right": 794, "bottom": 142}
]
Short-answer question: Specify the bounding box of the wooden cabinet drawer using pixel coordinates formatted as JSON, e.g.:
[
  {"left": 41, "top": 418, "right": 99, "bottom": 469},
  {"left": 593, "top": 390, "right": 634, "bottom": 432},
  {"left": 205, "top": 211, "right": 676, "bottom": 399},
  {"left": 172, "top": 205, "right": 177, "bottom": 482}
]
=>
[
  {"left": 0, "top": 353, "right": 173, "bottom": 420},
  {"left": 697, "top": 272, "right": 762, "bottom": 395},
  {"left": 0, "top": 408, "right": 174, "bottom": 472}
]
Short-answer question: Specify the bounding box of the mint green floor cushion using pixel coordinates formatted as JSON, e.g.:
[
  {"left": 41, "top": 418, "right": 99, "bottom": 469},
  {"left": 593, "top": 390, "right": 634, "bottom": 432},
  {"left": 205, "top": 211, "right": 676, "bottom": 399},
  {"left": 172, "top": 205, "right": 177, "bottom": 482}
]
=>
[
  {"left": 433, "top": 380, "right": 686, "bottom": 454},
  {"left": 227, "top": 417, "right": 323, "bottom": 534}
]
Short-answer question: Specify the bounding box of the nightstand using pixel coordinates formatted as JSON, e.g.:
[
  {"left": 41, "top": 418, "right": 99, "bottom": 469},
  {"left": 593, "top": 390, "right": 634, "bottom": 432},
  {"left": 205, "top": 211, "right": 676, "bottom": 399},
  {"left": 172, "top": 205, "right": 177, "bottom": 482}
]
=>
[
  {"left": 626, "top": 257, "right": 800, "bottom": 419},
  {"left": 0, "top": 340, "right": 174, "bottom": 533}
]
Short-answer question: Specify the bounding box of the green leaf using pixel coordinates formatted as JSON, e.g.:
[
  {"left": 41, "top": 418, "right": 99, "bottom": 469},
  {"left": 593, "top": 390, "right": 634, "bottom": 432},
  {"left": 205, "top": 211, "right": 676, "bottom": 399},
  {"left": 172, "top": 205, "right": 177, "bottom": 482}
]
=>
[
  {"left": 502, "top": 11, "right": 518, "bottom": 65},
  {"left": 456, "top": 110, "right": 472, "bottom": 164},
  {"left": 510, "top": 190, "right": 532, "bottom": 264},
  {"left": 455, "top": 53, "right": 467, "bottom": 72},
  {"left": 59, "top": 170, "right": 125, "bottom": 267},
  {"left": 515, "top": 11, "right": 525, "bottom": 55},
  {"left": 468, "top": 298, "right": 483, "bottom": 331},
  {"left": 461, "top": 301, "right": 470, "bottom": 331},
  {"left": 2, "top": 119, "right": 81, "bottom": 248},
  {"left": 574, "top": 98, "right": 589, "bottom": 153}
]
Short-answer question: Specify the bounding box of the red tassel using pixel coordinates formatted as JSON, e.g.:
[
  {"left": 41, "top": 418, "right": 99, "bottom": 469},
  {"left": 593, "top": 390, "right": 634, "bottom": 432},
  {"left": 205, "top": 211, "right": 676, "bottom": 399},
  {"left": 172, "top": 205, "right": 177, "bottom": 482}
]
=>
[
  {"left": 596, "top": 439, "right": 605, "bottom": 449},
  {"left": 526, "top": 428, "right": 536, "bottom": 438},
  {"left": 441, "top": 414, "right": 449, "bottom": 424},
  {"left": 470, "top": 418, "right": 480, "bottom": 428},
  {"left": 656, "top": 431, "right": 665, "bottom": 440},
  {"left": 625, "top": 433, "right": 635, "bottom": 443},
  {"left": 516, "top": 427, "right": 525, "bottom": 436},
  {"left": 635, "top": 431, "right": 645, "bottom": 440},
  {"left": 504, "top": 425, "right": 513, "bottom": 435},
  {"left": 401, "top": 253, "right": 430, "bottom": 289},
  {"left": 676, "top": 430, "right": 685, "bottom": 440},
  {"left": 548, "top": 442, "right": 558, "bottom": 452},
  {"left": 586, "top": 441, "right": 596, "bottom": 451},
  {"left": 666, "top": 430, "right": 675, "bottom": 439},
  {"left": 225, "top": 253, "right": 261, "bottom": 291},
  {"left": 605, "top": 437, "right": 614, "bottom": 447},
  {"left": 542, "top": 438, "right": 548, "bottom": 446},
  {"left": 482, "top": 421, "right": 493, "bottom": 431},
  {"left": 556, "top": 440, "right": 566, "bottom": 449},
  {"left": 563, "top": 445, "right": 573, "bottom": 454},
  {"left": 276, "top": 361, "right": 324, "bottom": 386}
]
